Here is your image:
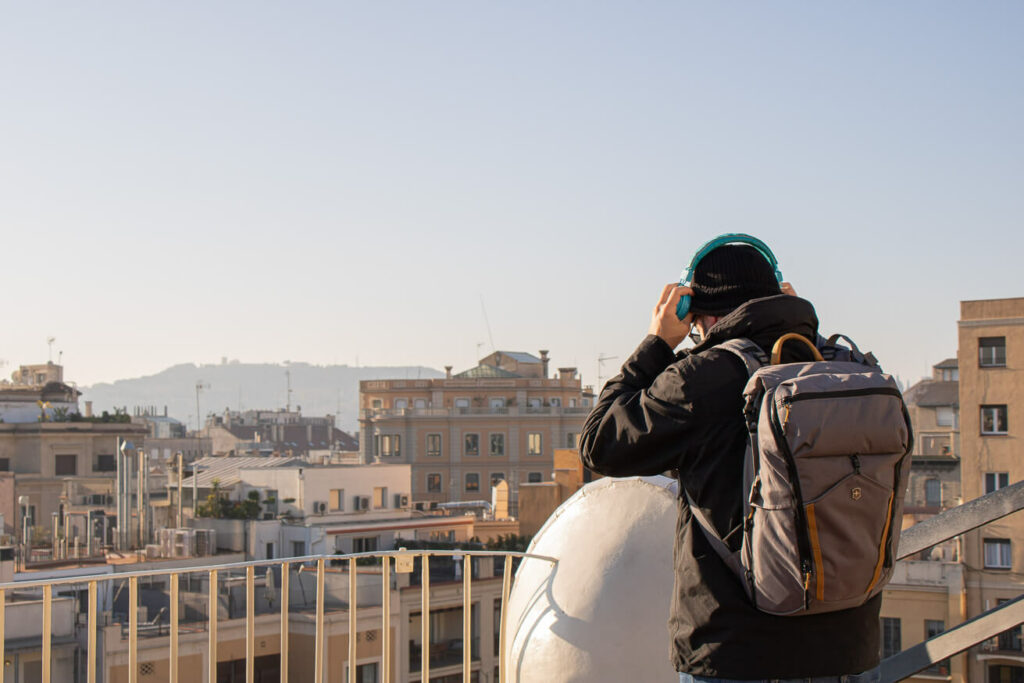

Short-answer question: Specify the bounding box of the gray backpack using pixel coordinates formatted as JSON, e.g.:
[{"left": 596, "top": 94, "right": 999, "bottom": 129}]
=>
[{"left": 686, "top": 333, "right": 913, "bottom": 616}]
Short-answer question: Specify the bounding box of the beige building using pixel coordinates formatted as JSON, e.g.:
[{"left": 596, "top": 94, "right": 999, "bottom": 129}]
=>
[
  {"left": 0, "top": 421, "right": 147, "bottom": 552},
  {"left": 359, "top": 351, "right": 593, "bottom": 511},
  {"left": 957, "top": 297, "right": 1024, "bottom": 682}
]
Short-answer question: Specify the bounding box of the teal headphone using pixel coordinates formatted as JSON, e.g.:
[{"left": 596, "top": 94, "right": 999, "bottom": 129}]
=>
[{"left": 675, "top": 233, "right": 783, "bottom": 320}]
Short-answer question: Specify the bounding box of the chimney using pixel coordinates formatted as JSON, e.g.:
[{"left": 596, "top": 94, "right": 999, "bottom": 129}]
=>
[
  {"left": 445, "top": 365, "right": 453, "bottom": 379},
  {"left": 558, "top": 367, "right": 577, "bottom": 381},
  {"left": 539, "top": 350, "right": 550, "bottom": 378},
  {"left": 84, "top": 401, "right": 93, "bottom": 418}
]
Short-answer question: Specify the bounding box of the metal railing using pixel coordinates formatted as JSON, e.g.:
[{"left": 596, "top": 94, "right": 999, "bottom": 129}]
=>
[
  {"left": 0, "top": 548, "right": 556, "bottom": 683},
  {"left": 879, "top": 480, "right": 1024, "bottom": 682}
]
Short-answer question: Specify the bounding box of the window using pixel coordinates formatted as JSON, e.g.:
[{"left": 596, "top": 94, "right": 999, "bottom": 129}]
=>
[
  {"left": 265, "top": 542, "right": 275, "bottom": 560},
  {"left": 373, "top": 486, "right": 387, "bottom": 509},
  {"left": 394, "top": 398, "right": 407, "bottom": 410},
  {"left": 393, "top": 435, "right": 401, "bottom": 457},
  {"left": 490, "top": 472, "right": 505, "bottom": 487},
  {"left": 881, "top": 617, "right": 901, "bottom": 658},
  {"left": 414, "top": 398, "right": 427, "bottom": 409},
  {"left": 373, "top": 434, "right": 380, "bottom": 457},
  {"left": 353, "top": 662, "right": 379, "bottom": 683},
  {"left": 489, "top": 433, "right": 505, "bottom": 456},
  {"left": 0, "top": 458, "right": 8, "bottom": 472},
  {"left": 455, "top": 398, "right": 470, "bottom": 410},
  {"left": 998, "top": 600, "right": 1024, "bottom": 652},
  {"left": 566, "top": 433, "right": 578, "bottom": 448},
  {"left": 353, "top": 536, "right": 379, "bottom": 553},
  {"left": 427, "top": 473, "right": 442, "bottom": 492},
  {"left": 464, "top": 433, "right": 479, "bottom": 456},
  {"left": 985, "top": 539, "right": 1012, "bottom": 569},
  {"left": 55, "top": 454, "right": 76, "bottom": 476},
  {"left": 550, "top": 397, "right": 561, "bottom": 407},
  {"left": 980, "top": 337, "right": 1007, "bottom": 367},
  {"left": 527, "top": 398, "right": 541, "bottom": 408},
  {"left": 489, "top": 397, "right": 506, "bottom": 410},
  {"left": 528, "top": 472, "right": 542, "bottom": 483},
  {"left": 988, "top": 665, "right": 1024, "bottom": 683},
  {"left": 465, "top": 473, "right": 480, "bottom": 492},
  {"left": 941, "top": 368, "right": 959, "bottom": 381},
  {"left": 426, "top": 433, "right": 442, "bottom": 457},
  {"left": 987, "top": 472, "right": 1011, "bottom": 494},
  {"left": 381, "top": 435, "right": 393, "bottom": 457},
  {"left": 924, "top": 620, "right": 950, "bottom": 673},
  {"left": 527, "top": 433, "right": 542, "bottom": 455},
  {"left": 982, "top": 405, "right": 1009, "bottom": 435},
  {"left": 935, "top": 406, "right": 955, "bottom": 427},
  {"left": 292, "top": 541, "right": 306, "bottom": 557},
  {"left": 330, "top": 489, "right": 344, "bottom": 512},
  {"left": 925, "top": 479, "right": 941, "bottom": 507},
  {"left": 371, "top": 399, "right": 382, "bottom": 409}
]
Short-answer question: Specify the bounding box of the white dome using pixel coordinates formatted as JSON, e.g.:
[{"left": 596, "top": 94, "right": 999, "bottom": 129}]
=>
[{"left": 505, "top": 476, "right": 679, "bottom": 682}]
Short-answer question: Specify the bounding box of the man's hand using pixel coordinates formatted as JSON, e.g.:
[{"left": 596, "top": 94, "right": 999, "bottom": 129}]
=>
[{"left": 649, "top": 283, "right": 693, "bottom": 348}]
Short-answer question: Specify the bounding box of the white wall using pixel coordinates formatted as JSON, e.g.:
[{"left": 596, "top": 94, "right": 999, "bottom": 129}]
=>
[{"left": 237, "top": 464, "right": 411, "bottom": 519}]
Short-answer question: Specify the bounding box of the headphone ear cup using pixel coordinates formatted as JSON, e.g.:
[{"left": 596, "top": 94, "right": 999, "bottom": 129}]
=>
[{"left": 676, "top": 294, "right": 691, "bottom": 321}]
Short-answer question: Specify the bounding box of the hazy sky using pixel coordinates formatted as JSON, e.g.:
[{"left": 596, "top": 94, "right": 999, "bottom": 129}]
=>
[{"left": 3, "top": 2, "right": 1023, "bottom": 392}]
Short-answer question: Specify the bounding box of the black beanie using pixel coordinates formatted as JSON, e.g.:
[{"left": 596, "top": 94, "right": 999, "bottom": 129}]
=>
[{"left": 689, "top": 244, "right": 782, "bottom": 316}]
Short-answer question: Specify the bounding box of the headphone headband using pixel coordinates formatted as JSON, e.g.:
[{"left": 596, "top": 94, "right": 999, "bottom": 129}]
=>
[
  {"left": 675, "top": 233, "right": 783, "bottom": 322},
  {"left": 679, "top": 233, "right": 782, "bottom": 286}
]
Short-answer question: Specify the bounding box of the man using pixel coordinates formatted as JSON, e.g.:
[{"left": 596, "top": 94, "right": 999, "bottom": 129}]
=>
[{"left": 580, "top": 243, "right": 880, "bottom": 682}]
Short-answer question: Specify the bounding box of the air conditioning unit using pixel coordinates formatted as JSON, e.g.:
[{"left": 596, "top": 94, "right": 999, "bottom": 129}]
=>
[
  {"left": 400, "top": 494, "right": 410, "bottom": 507},
  {"left": 194, "top": 529, "right": 216, "bottom": 557},
  {"left": 356, "top": 496, "right": 370, "bottom": 511},
  {"left": 314, "top": 501, "right": 327, "bottom": 515}
]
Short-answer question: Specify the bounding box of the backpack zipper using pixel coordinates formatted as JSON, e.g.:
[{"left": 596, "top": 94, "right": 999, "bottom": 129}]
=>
[
  {"left": 780, "top": 386, "right": 902, "bottom": 405},
  {"left": 767, "top": 392, "right": 816, "bottom": 606}
]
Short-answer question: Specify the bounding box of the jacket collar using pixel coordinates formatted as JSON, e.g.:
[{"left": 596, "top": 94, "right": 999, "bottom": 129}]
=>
[{"left": 692, "top": 295, "right": 819, "bottom": 354}]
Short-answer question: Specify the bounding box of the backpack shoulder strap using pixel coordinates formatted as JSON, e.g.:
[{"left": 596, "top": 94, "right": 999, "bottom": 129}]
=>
[
  {"left": 712, "top": 337, "right": 768, "bottom": 376},
  {"left": 681, "top": 487, "right": 746, "bottom": 576}
]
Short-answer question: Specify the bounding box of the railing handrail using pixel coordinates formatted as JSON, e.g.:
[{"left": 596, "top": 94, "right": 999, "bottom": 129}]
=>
[{"left": 0, "top": 548, "right": 557, "bottom": 591}]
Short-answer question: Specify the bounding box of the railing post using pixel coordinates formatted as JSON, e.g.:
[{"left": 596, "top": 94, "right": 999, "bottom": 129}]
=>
[
  {"left": 42, "top": 583, "right": 51, "bottom": 683},
  {"left": 498, "top": 557, "right": 512, "bottom": 683},
  {"left": 280, "top": 562, "right": 289, "bottom": 683},
  {"left": 314, "top": 558, "right": 325, "bottom": 683},
  {"left": 421, "top": 554, "right": 431, "bottom": 681},
  {"left": 209, "top": 569, "right": 218, "bottom": 683},
  {"left": 381, "top": 556, "right": 391, "bottom": 683},
  {"left": 0, "top": 588, "right": 5, "bottom": 683},
  {"left": 88, "top": 580, "right": 98, "bottom": 683},
  {"left": 246, "top": 564, "right": 255, "bottom": 683},
  {"left": 170, "top": 573, "right": 179, "bottom": 683},
  {"left": 348, "top": 557, "right": 357, "bottom": 683},
  {"left": 463, "top": 554, "right": 471, "bottom": 683},
  {"left": 127, "top": 578, "right": 136, "bottom": 683}
]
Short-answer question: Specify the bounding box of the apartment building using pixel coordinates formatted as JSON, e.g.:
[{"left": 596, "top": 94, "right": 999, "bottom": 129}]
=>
[
  {"left": 957, "top": 297, "right": 1024, "bottom": 682},
  {"left": 359, "top": 350, "right": 593, "bottom": 510},
  {"left": 203, "top": 408, "right": 358, "bottom": 459}
]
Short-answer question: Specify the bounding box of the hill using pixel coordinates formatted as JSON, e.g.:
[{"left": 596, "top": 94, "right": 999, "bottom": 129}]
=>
[{"left": 81, "top": 361, "right": 443, "bottom": 433}]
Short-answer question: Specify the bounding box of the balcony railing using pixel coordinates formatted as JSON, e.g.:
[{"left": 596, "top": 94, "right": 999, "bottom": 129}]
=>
[
  {"left": 0, "top": 548, "right": 555, "bottom": 683},
  {"left": 363, "top": 405, "right": 589, "bottom": 418}
]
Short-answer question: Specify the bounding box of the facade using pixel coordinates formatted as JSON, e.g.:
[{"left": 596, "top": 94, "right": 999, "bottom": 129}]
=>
[
  {"left": 359, "top": 350, "right": 593, "bottom": 510},
  {"left": 957, "top": 297, "right": 1024, "bottom": 682},
  {"left": 133, "top": 406, "right": 211, "bottom": 463},
  {"left": 902, "top": 359, "right": 961, "bottom": 561},
  {"left": 203, "top": 408, "right": 358, "bottom": 459}
]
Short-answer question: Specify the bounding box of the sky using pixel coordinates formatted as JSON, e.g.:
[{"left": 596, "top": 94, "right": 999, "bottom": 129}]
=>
[{"left": 3, "top": 2, "right": 1023, "bottom": 393}]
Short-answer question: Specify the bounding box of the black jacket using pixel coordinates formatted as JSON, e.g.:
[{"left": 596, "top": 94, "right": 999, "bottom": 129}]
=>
[{"left": 580, "top": 295, "right": 880, "bottom": 679}]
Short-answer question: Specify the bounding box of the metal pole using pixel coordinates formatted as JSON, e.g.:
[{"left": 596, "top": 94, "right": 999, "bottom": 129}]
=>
[
  {"left": 193, "top": 466, "right": 199, "bottom": 518},
  {"left": 137, "top": 451, "right": 144, "bottom": 549},
  {"left": 116, "top": 437, "right": 122, "bottom": 551},
  {"left": 177, "top": 452, "right": 184, "bottom": 529}
]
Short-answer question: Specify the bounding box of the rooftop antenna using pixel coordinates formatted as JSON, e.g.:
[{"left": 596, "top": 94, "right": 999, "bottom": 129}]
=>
[
  {"left": 47, "top": 336, "right": 56, "bottom": 363},
  {"left": 476, "top": 342, "right": 484, "bottom": 361},
  {"left": 479, "top": 295, "right": 496, "bottom": 354},
  {"left": 597, "top": 354, "right": 618, "bottom": 388}
]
